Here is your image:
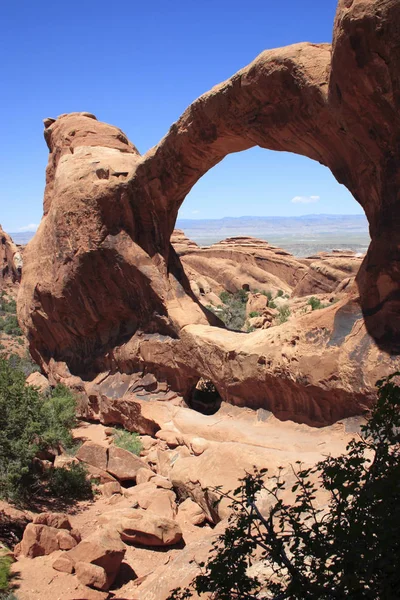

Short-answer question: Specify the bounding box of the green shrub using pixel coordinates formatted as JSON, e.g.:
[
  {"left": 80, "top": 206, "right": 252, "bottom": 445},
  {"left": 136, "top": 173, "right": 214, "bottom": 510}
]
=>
[
  {"left": 219, "top": 291, "right": 230, "bottom": 304},
  {"left": 248, "top": 311, "right": 260, "bottom": 319},
  {"left": 168, "top": 373, "right": 400, "bottom": 600},
  {"left": 269, "top": 300, "right": 277, "bottom": 309},
  {"left": 0, "top": 358, "right": 44, "bottom": 501},
  {"left": 40, "top": 384, "right": 77, "bottom": 451},
  {"left": 0, "top": 293, "right": 16, "bottom": 314},
  {"left": 308, "top": 296, "right": 328, "bottom": 311},
  {"left": 47, "top": 463, "right": 93, "bottom": 500},
  {"left": 0, "top": 294, "right": 22, "bottom": 337},
  {"left": 262, "top": 290, "right": 273, "bottom": 300},
  {"left": 3, "top": 300, "right": 16, "bottom": 314},
  {"left": 0, "top": 554, "right": 12, "bottom": 593},
  {"left": 0, "top": 316, "right": 22, "bottom": 337},
  {"left": 277, "top": 305, "right": 291, "bottom": 324},
  {"left": 0, "top": 356, "right": 78, "bottom": 502},
  {"left": 276, "top": 289, "right": 284, "bottom": 297},
  {"left": 236, "top": 289, "right": 249, "bottom": 303},
  {"left": 217, "top": 290, "right": 249, "bottom": 331},
  {"left": 7, "top": 353, "right": 40, "bottom": 377},
  {"left": 113, "top": 429, "right": 143, "bottom": 455}
]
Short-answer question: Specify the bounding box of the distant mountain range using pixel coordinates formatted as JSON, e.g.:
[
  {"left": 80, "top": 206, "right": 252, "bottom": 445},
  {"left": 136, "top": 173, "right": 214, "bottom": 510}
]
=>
[
  {"left": 177, "top": 214, "right": 368, "bottom": 232},
  {"left": 9, "top": 214, "right": 370, "bottom": 257},
  {"left": 9, "top": 232, "right": 36, "bottom": 244},
  {"left": 176, "top": 214, "right": 370, "bottom": 256}
]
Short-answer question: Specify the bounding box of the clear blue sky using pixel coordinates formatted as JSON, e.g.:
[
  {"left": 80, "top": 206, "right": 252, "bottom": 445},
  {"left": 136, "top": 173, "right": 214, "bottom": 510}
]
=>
[{"left": 0, "top": 0, "right": 363, "bottom": 232}]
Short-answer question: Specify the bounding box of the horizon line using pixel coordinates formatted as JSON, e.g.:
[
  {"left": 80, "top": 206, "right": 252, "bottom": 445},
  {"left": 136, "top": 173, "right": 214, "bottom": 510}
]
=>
[
  {"left": 177, "top": 213, "right": 367, "bottom": 221},
  {"left": 8, "top": 213, "right": 368, "bottom": 234}
]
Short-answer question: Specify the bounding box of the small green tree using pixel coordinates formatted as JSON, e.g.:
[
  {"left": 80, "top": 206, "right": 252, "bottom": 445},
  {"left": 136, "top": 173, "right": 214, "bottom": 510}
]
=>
[
  {"left": 40, "top": 384, "right": 77, "bottom": 451},
  {"left": 0, "top": 356, "right": 84, "bottom": 502},
  {"left": 215, "top": 290, "right": 249, "bottom": 331},
  {"left": 169, "top": 373, "right": 400, "bottom": 599}
]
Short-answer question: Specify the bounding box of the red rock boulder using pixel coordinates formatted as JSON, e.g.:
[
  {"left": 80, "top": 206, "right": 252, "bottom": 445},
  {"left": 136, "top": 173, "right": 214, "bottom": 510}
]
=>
[{"left": 66, "top": 527, "right": 126, "bottom": 590}]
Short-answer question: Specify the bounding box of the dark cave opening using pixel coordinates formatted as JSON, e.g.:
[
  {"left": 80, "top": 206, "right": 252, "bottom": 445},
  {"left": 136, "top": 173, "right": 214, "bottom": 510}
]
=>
[{"left": 187, "top": 379, "right": 222, "bottom": 415}]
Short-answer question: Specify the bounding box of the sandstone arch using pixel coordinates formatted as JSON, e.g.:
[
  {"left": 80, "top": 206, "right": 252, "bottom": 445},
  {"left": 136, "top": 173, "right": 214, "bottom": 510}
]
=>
[
  {"left": 130, "top": 0, "right": 400, "bottom": 352},
  {"left": 17, "top": 0, "right": 400, "bottom": 424}
]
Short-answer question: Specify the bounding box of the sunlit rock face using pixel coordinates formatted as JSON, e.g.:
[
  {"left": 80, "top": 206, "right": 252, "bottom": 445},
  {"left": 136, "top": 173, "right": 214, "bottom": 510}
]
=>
[
  {"left": 17, "top": 0, "right": 400, "bottom": 425},
  {"left": 0, "top": 225, "right": 22, "bottom": 284}
]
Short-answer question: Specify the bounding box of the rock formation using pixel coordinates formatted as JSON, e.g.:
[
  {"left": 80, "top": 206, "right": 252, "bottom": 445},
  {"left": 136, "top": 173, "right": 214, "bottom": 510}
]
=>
[
  {"left": 10, "top": 402, "right": 364, "bottom": 599},
  {"left": 173, "top": 234, "right": 301, "bottom": 298},
  {"left": 17, "top": 0, "right": 400, "bottom": 425},
  {"left": 0, "top": 225, "right": 22, "bottom": 284},
  {"left": 171, "top": 233, "right": 363, "bottom": 302},
  {"left": 15, "top": 513, "right": 80, "bottom": 558},
  {"left": 293, "top": 250, "right": 363, "bottom": 297}
]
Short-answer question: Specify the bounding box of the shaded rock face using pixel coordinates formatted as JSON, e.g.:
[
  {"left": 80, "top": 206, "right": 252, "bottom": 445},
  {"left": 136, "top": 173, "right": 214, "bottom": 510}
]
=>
[
  {"left": 17, "top": 0, "right": 400, "bottom": 424},
  {"left": 0, "top": 226, "right": 22, "bottom": 284},
  {"left": 18, "top": 113, "right": 217, "bottom": 374}
]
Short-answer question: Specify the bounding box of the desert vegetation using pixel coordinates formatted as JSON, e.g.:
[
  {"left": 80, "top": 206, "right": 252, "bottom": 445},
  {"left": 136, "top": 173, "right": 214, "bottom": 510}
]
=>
[
  {"left": 207, "top": 290, "right": 249, "bottom": 330},
  {"left": 277, "top": 305, "right": 291, "bottom": 324},
  {"left": 46, "top": 462, "right": 93, "bottom": 500},
  {"left": 307, "top": 296, "right": 329, "bottom": 311},
  {"left": 5, "top": 352, "right": 40, "bottom": 377},
  {"left": 210, "top": 288, "right": 293, "bottom": 332},
  {"left": 112, "top": 429, "right": 143, "bottom": 455},
  {"left": 0, "top": 355, "right": 92, "bottom": 504},
  {"left": 0, "top": 542, "right": 18, "bottom": 599},
  {"left": 0, "top": 553, "right": 13, "bottom": 596},
  {"left": 0, "top": 294, "right": 21, "bottom": 337}
]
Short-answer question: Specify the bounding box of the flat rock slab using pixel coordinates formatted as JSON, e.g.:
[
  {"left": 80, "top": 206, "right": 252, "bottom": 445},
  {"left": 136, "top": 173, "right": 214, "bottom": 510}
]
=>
[{"left": 107, "top": 445, "right": 148, "bottom": 481}]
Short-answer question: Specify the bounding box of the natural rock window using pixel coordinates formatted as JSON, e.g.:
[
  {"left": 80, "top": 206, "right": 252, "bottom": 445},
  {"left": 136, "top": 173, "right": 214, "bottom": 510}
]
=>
[{"left": 188, "top": 379, "right": 221, "bottom": 415}]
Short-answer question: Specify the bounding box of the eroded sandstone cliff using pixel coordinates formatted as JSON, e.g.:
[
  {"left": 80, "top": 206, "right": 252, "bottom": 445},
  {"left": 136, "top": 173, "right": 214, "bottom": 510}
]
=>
[
  {"left": 17, "top": 0, "right": 400, "bottom": 425},
  {"left": 0, "top": 225, "right": 22, "bottom": 284}
]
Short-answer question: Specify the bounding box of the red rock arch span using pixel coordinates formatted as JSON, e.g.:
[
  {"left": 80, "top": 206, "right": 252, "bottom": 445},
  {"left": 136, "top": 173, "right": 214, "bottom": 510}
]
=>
[{"left": 17, "top": 0, "right": 400, "bottom": 423}]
